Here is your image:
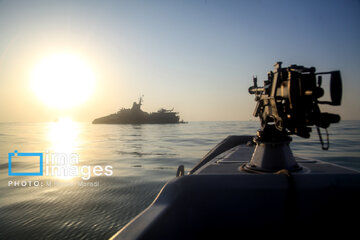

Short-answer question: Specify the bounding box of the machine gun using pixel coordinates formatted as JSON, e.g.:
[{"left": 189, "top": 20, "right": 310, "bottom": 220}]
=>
[{"left": 245, "top": 62, "right": 342, "bottom": 172}]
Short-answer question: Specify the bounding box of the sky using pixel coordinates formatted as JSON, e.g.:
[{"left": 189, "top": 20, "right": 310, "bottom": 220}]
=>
[{"left": 0, "top": 0, "right": 359, "bottom": 122}]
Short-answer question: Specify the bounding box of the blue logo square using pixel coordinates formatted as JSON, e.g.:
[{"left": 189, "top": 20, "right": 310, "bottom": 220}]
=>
[{"left": 8, "top": 150, "right": 43, "bottom": 176}]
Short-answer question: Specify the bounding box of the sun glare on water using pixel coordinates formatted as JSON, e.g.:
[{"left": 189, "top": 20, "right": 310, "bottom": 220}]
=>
[
  {"left": 48, "top": 117, "right": 80, "bottom": 180},
  {"left": 48, "top": 117, "right": 79, "bottom": 153},
  {"left": 30, "top": 53, "right": 95, "bottom": 109}
]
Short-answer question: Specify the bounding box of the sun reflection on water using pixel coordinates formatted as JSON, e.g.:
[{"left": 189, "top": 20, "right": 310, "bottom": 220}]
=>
[
  {"left": 47, "top": 117, "right": 80, "bottom": 180},
  {"left": 48, "top": 117, "right": 79, "bottom": 153}
]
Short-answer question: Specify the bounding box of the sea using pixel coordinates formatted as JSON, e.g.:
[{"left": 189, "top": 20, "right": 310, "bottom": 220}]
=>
[{"left": 0, "top": 120, "right": 359, "bottom": 239}]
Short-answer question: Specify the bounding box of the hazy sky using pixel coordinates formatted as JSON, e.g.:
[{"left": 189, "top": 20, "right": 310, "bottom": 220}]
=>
[{"left": 0, "top": 0, "right": 359, "bottom": 122}]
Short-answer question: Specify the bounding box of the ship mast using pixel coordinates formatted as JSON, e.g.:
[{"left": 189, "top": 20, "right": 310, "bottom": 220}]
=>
[{"left": 138, "top": 95, "right": 144, "bottom": 107}]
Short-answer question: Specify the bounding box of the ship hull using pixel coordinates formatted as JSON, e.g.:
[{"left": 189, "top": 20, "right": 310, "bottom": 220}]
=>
[
  {"left": 92, "top": 113, "right": 182, "bottom": 124},
  {"left": 92, "top": 98, "right": 184, "bottom": 124}
]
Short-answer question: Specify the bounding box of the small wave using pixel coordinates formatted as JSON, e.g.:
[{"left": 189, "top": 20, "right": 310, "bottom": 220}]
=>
[
  {"left": 0, "top": 163, "right": 8, "bottom": 169},
  {"left": 154, "top": 166, "right": 174, "bottom": 170},
  {"left": 116, "top": 151, "right": 176, "bottom": 157}
]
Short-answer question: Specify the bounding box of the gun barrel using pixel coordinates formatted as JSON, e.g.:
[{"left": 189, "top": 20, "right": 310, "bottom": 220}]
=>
[{"left": 248, "top": 87, "right": 265, "bottom": 95}]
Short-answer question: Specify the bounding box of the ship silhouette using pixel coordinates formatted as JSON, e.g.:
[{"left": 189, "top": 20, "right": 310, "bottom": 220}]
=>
[{"left": 92, "top": 96, "right": 185, "bottom": 124}]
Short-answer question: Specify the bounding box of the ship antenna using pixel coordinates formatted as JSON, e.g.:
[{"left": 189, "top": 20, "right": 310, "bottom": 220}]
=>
[{"left": 139, "top": 95, "right": 144, "bottom": 106}]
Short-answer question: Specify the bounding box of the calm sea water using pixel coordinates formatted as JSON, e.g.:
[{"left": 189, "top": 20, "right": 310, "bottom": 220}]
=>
[{"left": 1, "top": 120, "right": 359, "bottom": 239}]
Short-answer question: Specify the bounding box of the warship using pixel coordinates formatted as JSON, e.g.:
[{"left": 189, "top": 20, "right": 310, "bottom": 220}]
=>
[
  {"left": 92, "top": 96, "right": 184, "bottom": 124},
  {"left": 110, "top": 63, "right": 360, "bottom": 239}
]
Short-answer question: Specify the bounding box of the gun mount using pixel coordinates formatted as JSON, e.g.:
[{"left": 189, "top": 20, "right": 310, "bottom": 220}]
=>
[{"left": 244, "top": 62, "right": 342, "bottom": 172}]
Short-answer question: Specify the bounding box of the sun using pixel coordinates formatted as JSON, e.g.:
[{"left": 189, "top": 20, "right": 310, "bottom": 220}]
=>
[{"left": 30, "top": 53, "right": 95, "bottom": 109}]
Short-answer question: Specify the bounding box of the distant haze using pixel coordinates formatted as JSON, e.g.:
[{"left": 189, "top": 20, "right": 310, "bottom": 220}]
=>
[{"left": 0, "top": 0, "right": 359, "bottom": 122}]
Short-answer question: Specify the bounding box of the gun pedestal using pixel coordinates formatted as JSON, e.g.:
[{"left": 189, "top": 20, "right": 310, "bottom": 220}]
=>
[{"left": 244, "top": 126, "right": 302, "bottom": 173}]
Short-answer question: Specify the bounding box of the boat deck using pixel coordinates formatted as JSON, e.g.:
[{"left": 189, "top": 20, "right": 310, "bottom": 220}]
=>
[
  {"left": 111, "top": 136, "right": 360, "bottom": 240},
  {"left": 195, "top": 144, "right": 358, "bottom": 175}
]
